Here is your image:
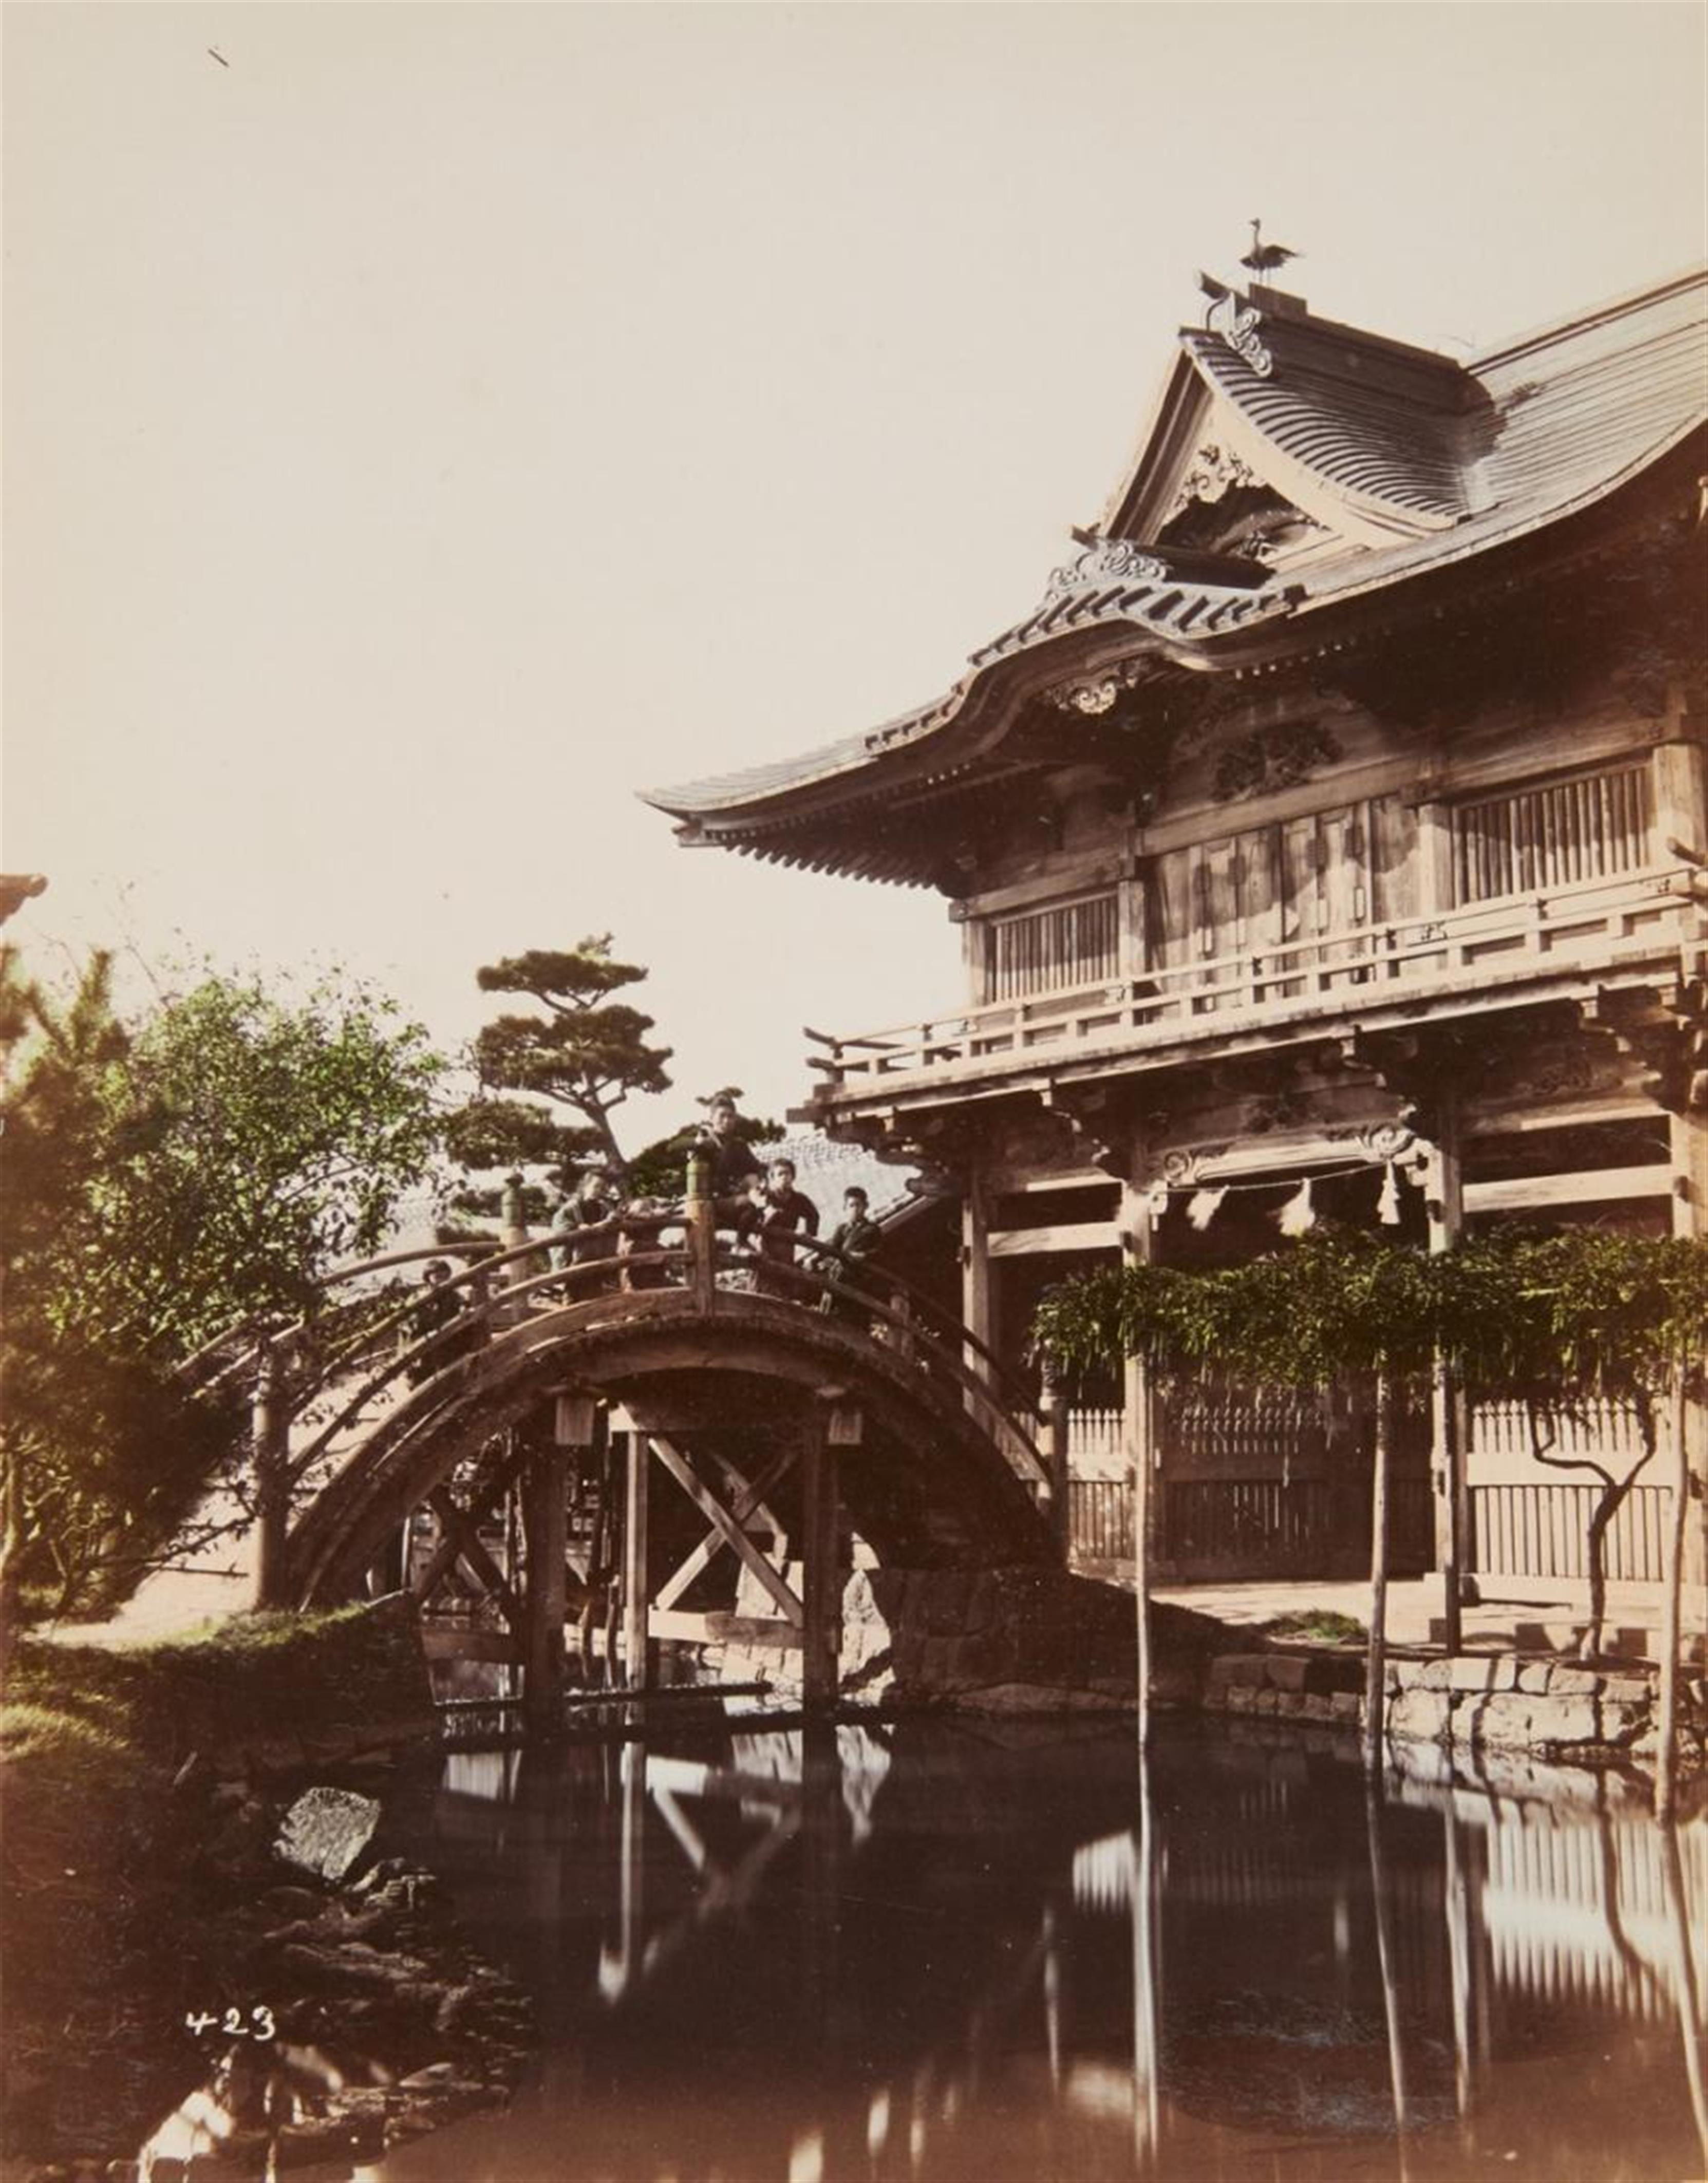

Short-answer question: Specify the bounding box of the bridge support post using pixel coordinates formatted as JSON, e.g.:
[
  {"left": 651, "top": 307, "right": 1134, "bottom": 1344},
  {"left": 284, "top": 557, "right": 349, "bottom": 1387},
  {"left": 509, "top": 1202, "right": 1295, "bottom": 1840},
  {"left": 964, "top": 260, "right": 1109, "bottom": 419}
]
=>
[
  {"left": 523, "top": 1441, "right": 569, "bottom": 1732},
  {"left": 623, "top": 1433, "right": 652, "bottom": 1692},
  {"left": 803, "top": 1396, "right": 855, "bottom": 1710},
  {"left": 253, "top": 1334, "right": 291, "bottom": 1609}
]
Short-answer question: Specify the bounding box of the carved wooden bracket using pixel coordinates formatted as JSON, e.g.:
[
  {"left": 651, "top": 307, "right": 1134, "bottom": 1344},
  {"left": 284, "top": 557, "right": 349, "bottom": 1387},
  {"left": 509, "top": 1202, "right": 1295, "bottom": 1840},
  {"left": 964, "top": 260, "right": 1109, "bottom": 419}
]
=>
[{"left": 1581, "top": 975, "right": 1708, "bottom": 1115}]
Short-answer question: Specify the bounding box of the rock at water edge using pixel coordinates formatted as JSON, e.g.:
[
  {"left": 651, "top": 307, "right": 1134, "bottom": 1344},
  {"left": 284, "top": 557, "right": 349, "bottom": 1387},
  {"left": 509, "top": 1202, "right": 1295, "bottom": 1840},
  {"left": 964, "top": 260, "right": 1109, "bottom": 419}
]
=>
[{"left": 275, "top": 1786, "right": 382, "bottom": 1883}]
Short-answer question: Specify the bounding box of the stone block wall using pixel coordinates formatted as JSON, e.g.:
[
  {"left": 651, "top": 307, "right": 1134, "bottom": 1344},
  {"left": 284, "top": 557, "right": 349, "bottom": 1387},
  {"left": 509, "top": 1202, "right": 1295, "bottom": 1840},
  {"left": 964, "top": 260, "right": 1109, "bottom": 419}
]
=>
[
  {"left": 1200, "top": 1647, "right": 1706, "bottom": 1767},
  {"left": 723, "top": 1560, "right": 1222, "bottom": 1712}
]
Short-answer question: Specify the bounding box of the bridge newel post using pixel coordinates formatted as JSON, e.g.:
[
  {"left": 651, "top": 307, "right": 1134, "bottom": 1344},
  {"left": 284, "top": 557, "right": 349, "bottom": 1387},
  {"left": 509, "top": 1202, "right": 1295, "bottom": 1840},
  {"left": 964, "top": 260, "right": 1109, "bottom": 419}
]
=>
[
  {"left": 1041, "top": 1356, "right": 1072, "bottom": 1567},
  {"left": 623, "top": 1432, "right": 652, "bottom": 1692},
  {"left": 685, "top": 1150, "right": 716, "bottom": 1309},
  {"left": 803, "top": 1395, "right": 856, "bottom": 1710},
  {"left": 252, "top": 1332, "right": 291, "bottom": 1610}
]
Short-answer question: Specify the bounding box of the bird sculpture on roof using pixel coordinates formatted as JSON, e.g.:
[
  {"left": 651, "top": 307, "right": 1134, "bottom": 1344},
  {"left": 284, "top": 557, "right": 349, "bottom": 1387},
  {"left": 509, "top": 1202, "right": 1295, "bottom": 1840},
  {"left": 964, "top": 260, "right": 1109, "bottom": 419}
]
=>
[{"left": 1240, "top": 218, "right": 1300, "bottom": 277}]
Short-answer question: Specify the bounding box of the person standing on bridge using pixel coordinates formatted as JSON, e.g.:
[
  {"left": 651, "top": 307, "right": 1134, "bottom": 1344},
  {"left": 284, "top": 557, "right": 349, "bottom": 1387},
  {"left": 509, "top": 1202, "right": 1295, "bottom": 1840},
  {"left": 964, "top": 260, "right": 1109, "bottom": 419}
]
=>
[
  {"left": 404, "top": 1258, "right": 462, "bottom": 1384},
  {"left": 693, "top": 1094, "right": 765, "bottom": 1230},
  {"left": 821, "top": 1184, "right": 883, "bottom": 1323},
  {"left": 553, "top": 1162, "right": 622, "bottom": 1291},
  {"left": 752, "top": 1157, "right": 820, "bottom": 1298}
]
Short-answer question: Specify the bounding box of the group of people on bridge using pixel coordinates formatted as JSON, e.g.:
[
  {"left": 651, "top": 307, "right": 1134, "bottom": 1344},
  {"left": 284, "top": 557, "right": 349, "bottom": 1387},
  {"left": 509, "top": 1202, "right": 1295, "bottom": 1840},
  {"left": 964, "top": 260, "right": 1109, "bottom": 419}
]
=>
[{"left": 408, "top": 1096, "right": 888, "bottom": 1375}]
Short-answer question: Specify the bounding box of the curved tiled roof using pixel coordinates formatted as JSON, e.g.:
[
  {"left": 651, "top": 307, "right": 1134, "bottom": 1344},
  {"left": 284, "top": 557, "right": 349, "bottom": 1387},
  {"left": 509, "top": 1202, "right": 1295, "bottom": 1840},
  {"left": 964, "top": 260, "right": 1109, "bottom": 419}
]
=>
[
  {"left": 644, "top": 265, "right": 1707, "bottom": 839},
  {"left": 1180, "top": 322, "right": 1478, "bottom": 533}
]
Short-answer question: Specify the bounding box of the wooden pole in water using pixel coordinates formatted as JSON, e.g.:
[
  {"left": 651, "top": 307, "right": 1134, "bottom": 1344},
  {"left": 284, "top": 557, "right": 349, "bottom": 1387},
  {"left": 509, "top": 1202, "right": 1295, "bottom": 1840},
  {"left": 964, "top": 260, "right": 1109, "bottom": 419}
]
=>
[
  {"left": 623, "top": 1432, "right": 652, "bottom": 1692},
  {"left": 1043, "top": 1359, "right": 1071, "bottom": 1566},
  {"left": 1121, "top": 1183, "right": 1155, "bottom": 1746},
  {"left": 1364, "top": 1371, "right": 1395, "bottom": 1771},
  {"left": 1425, "top": 1089, "right": 1466, "bottom": 1656},
  {"left": 1656, "top": 1367, "right": 1690, "bottom": 1823}
]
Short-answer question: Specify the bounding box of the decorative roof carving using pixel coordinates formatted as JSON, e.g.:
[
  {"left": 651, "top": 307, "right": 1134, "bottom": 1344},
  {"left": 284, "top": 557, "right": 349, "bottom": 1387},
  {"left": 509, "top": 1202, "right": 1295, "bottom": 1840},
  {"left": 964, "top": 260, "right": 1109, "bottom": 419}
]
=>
[
  {"left": 1203, "top": 285, "right": 1275, "bottom": 378},
  {"left": 1166, "top": 442, "right": 1260, "bottom": 521},
  {"left": 1047, "top": 539, "right": 1170, "bottom": 595},
  {"left": 1043, "top": 657, "right": 1153, "bottom": 716}
]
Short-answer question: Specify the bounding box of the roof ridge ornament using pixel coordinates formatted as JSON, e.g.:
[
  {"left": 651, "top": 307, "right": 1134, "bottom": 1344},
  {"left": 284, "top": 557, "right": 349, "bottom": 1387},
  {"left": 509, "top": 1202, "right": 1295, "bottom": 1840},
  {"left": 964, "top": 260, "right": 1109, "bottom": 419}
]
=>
[{"left": 1199, "top": 272, "right": 1274, "bottom": 379}]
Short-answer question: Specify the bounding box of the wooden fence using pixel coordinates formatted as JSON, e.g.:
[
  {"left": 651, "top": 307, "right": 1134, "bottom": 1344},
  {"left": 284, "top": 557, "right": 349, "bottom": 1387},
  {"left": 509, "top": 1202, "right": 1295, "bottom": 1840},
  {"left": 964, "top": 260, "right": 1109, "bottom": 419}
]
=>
[
  {"left": 1066, "top": 1472, "right": 1434, "bottom": 1575},
  {"left": 1469, "top": 1482, "right": 1670, "bottom": 1584}
]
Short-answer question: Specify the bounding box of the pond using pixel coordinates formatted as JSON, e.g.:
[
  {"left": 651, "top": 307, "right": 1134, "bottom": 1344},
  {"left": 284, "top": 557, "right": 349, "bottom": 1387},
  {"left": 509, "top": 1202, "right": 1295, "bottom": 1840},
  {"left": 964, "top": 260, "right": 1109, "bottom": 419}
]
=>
[{"left": 143, "top": 1714, "right": 1707, "bottom": 2182}]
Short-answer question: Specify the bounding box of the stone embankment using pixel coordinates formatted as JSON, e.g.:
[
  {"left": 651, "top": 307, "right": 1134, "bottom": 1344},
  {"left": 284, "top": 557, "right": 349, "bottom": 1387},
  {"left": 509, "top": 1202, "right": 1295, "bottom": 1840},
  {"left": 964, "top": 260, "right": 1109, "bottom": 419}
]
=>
[
  {"left": 721, "top": 1559, "right": 1705, "bottom": 1770},
  {"left": 1191, "top": 1648, "right": 1705, "bottom": 1768}
]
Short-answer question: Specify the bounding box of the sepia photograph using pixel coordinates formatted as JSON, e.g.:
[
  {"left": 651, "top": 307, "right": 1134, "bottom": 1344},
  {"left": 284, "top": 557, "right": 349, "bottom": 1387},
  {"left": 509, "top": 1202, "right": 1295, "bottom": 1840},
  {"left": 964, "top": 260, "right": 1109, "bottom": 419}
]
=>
[{"left": 3, "top": 4, "right": 1706, "bottom": 2178}]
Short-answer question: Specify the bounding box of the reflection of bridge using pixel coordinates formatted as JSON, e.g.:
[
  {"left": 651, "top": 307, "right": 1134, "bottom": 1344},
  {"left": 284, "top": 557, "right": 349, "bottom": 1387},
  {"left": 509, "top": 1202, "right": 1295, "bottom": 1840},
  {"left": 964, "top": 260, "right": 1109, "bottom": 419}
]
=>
[{"left": 218, "top": 1173, "right": 1056, "bottom": 1714}]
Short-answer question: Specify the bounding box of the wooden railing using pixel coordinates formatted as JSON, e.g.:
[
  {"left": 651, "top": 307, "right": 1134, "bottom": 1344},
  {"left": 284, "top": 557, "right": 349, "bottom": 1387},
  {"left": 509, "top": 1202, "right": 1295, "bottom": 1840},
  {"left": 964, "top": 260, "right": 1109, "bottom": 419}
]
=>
[{"left": 806, "top": 864, "right": 1697, "bottom": 1092}]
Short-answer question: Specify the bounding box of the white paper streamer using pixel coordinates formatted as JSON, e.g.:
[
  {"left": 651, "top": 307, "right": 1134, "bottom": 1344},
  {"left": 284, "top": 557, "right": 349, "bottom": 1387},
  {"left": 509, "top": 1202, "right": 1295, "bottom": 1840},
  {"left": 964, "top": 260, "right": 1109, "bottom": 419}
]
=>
[
  {"left": 1186, "top": 1185, "right": 1228, "bottom": 1232},
  {"left": 1277, "top": 1176, "right": 1317, "bottom": 1236}
]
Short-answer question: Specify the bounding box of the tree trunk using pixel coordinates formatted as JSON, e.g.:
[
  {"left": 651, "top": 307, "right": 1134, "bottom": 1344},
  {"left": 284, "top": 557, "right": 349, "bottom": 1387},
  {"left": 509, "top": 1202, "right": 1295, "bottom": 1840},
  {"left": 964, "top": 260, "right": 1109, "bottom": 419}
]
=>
[
  {"left": 1656, "top": 1369, "right": 1690, "bottom": 1823},
  {"left": 1364, "top": 1371, "right": 1394, "bottom": 1771},
  {"left": 0, "top": 1460, "right": 26, "bottom": 1677}
]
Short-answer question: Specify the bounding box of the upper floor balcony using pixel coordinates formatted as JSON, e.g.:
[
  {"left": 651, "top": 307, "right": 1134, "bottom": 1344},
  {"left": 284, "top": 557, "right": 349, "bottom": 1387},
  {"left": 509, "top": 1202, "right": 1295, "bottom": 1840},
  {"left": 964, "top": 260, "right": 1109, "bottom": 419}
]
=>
[{"left": 804, "top": 856, "right": 1706, "bottom": 1111}]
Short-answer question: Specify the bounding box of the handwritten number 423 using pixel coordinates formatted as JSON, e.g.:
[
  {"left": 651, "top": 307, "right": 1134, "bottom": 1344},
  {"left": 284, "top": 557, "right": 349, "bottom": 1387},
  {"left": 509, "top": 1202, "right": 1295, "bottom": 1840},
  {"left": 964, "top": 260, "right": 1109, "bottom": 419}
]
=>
[{"left": 185, "top": 2004, "right": 276, "bottom": 2041}]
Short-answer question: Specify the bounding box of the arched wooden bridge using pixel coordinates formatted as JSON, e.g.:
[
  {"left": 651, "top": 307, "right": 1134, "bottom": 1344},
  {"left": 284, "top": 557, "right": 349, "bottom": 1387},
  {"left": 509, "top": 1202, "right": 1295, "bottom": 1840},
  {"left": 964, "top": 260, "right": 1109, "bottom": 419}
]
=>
[{"left": 212, "top": 1174, "right": 1059, "bottom": 1718}]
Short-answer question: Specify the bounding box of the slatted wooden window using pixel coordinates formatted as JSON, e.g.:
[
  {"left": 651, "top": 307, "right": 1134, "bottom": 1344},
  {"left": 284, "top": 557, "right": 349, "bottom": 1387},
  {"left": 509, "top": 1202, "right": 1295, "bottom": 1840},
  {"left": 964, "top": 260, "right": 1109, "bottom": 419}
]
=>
[
  {"left": 1452, "top": 765, "right": 1651, "bottom": 905},
  {"left": 988, "top": 891, "right": 1120, "bottom": 1001}
]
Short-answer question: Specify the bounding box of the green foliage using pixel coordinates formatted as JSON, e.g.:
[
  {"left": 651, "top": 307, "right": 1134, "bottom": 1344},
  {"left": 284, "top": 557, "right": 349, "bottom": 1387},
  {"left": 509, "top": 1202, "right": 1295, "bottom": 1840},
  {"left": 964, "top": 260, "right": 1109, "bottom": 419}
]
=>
[
  {"left": 0, "top": 953, "right": 445, "bottom": 1631},
  {"left": 101, "top": 969, "right": 445, "bottom": 1351},
  {"left": 1262, "top": 1609, "right": 1367, "bottom": 1645},
  {"left": 452, "top": 936, "right": 673, "bottom": 1192},
  {"left": 1033, "top": 1225, "right": 1708, "bottom": 1406}
]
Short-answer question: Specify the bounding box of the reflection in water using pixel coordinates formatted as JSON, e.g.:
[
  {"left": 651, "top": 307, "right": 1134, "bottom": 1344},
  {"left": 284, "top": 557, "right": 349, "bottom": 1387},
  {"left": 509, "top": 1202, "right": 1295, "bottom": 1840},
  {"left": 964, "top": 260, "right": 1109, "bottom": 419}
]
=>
[{"left": 139, "top": 1719, "right": 1707, "bottom": 2182}]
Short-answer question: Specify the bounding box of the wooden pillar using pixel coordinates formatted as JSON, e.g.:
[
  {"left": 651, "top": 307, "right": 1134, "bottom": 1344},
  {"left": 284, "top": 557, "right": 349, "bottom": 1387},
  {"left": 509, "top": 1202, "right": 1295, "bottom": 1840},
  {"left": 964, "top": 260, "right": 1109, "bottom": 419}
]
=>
[
  {"left": 623, "top": 1433, "right": 651, "bottom": 1693},
  {"left": 1120, "top": 1182, "right": 1156, "bottom": 1741},
  {"left": 803, "top": 1398, "right": 854, "bottom": 1710},
  {"left": 1416, "top": 798, "right": 1456, "bottom": 918},
  {"left": 959, "top": 905, "right": 991, "bottom": 1006},
  {"left": 1654, "top": 735, "right": 1707, "bottom": 861},
  {"left": 523, "top": 1442, "right": 569, "bottom": 1730},
  {"left": 961, "top": 1166, "right": 993, "bottom": 1418},
  {"left": 252, "top": 1335, "right": 291, "bottom": 1609},
  {"left": 1426, "top": 1089, "right": 1467, "bottom": 1652},
  {"left": 1117, "top": 870, "right": 1148, "bottom": 983}
]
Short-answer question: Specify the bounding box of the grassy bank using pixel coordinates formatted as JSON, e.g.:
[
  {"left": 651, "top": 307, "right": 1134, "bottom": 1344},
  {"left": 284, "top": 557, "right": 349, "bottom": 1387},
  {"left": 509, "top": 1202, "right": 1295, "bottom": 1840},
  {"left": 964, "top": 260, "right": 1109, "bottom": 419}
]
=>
[{"left": 0, "top": 1603, "right": 439, "bottom": 2175}]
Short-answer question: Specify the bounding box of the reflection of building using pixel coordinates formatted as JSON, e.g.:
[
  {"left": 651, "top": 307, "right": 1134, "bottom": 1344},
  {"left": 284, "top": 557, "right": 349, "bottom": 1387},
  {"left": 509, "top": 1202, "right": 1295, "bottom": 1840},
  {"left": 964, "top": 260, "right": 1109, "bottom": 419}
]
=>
[{"left": 647, "top": 264, "right": 1707, "bottom": 1608}]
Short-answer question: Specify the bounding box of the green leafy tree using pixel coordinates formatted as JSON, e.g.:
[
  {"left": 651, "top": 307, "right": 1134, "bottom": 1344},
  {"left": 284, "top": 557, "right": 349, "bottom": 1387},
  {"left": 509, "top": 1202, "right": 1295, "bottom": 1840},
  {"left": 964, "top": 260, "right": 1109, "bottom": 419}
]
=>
[
  {"left": 101, "top": 969, "right": 446, "bottom": 1354},
  {"left": 0, "top": 953, "right": 229, "bottom": 1652},
  {"left": 0, "top": 953, "right": 446, "bottom": 1654},
  {"left": 1439, "top": 1229, "right": 1708, "bottom": 1664},
  {"left": 449, "top": 938, "right": 673, "bottom": 1210},
  {"left": 1035, "top": 1229, "right": 1437, "bottom": 1762},
  {"left": 1034, "top": 1228, "right": 1708, "bottom": 1774}
]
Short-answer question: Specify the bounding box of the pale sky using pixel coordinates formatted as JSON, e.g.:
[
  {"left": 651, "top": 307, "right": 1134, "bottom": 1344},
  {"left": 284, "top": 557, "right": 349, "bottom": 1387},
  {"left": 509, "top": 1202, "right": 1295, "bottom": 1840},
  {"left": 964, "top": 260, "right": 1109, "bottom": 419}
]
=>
[{"left": 6, "top": 2, "right": 1706, "bottom": 1146}]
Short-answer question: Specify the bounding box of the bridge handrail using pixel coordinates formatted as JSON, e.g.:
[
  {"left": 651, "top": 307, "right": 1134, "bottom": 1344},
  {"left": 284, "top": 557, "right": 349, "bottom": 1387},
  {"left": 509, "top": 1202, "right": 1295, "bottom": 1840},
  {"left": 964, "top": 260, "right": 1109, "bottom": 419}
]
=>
[
  {"left": 277, "top": 1221, "right": 1049, "bottom": 1496},
  {"left": 212, "top": 1201, "right": 1040, "bottom": 1439}
]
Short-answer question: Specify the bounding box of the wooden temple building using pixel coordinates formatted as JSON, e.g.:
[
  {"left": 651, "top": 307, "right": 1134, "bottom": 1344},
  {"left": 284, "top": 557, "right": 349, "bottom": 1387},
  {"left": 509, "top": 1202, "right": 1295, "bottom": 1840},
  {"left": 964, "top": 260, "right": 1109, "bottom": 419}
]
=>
[{"left": 645, "top": 261, "right": 1708, "bottom": 1625}]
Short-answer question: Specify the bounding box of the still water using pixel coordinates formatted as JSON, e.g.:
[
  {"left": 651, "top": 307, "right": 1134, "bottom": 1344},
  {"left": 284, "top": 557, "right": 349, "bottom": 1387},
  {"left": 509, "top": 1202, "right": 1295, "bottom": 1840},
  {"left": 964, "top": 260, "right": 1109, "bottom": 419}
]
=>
[{"left": 152, "top": 1715, "right": 1708, "bottom": 2182}]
